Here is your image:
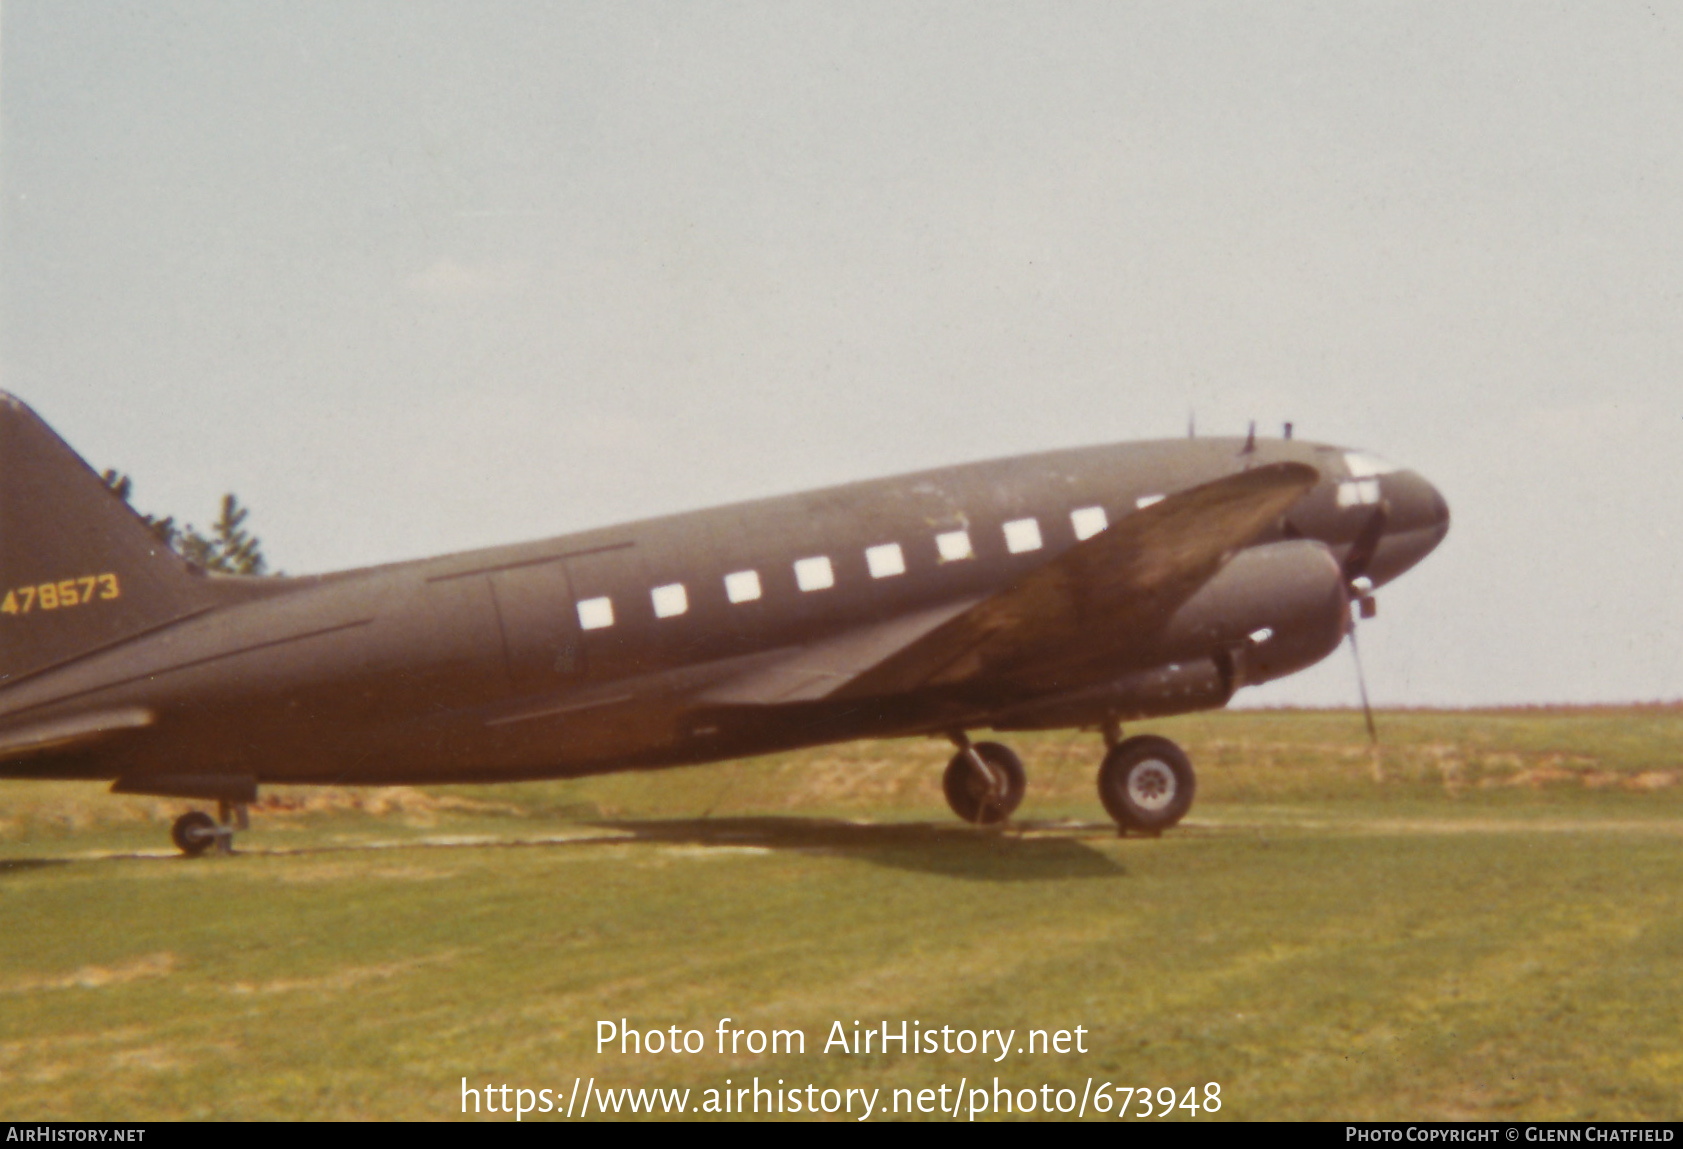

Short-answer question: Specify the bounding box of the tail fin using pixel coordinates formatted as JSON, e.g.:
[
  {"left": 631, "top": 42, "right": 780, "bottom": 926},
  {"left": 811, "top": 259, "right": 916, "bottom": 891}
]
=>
[{"left": 0, "top": 393, "right": 215, "bottom": 685}]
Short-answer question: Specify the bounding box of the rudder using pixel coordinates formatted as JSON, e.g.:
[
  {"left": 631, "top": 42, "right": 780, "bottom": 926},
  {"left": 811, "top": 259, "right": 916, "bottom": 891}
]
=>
[{"left": 0, "top": 393, "right": 215, "bottom": 685}]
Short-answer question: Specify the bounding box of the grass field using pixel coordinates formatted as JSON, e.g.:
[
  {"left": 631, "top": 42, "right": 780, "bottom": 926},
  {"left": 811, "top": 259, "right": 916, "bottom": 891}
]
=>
[{"left": 2, "top": 707, "right": 1680, "bottom": 1121}]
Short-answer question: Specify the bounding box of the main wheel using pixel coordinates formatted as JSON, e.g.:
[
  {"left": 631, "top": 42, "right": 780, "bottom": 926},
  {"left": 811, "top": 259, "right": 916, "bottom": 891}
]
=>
[
  {"left": 943, "top": 741, "right": 1026, "bottom": 825},
  {"left": 171, "top": 810, "right": 217, "bottom": 857},
  {"left": 1098, "top": 735, "right": 1195, "bottom": 834}
]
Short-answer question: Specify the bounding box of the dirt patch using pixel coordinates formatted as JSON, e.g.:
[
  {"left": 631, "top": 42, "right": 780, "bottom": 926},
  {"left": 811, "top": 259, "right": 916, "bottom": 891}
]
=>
[
  {"left": 2, "top": 952, "right": 176, "bottom": 995},
  {"left": 220, "top": 950, "right": 456, "bottom": 996},
  {"left": 1348, "top": 817, "right": 1683, "bottom": 837},
  {"left": 1487, "top": 768, "right": 1580, "bottom": 788},
  {"left": 253, "top": 787, "right": 519, "bottom": 818},
  {"left": 271, "top": 862, "right": 457, "bottom": 884},
  {"left": 1480, "top": 768, "right": 1677, "bottom": 791},
  {"left": 109, "top": 1045, "right": 184, "bottom": 1072}
]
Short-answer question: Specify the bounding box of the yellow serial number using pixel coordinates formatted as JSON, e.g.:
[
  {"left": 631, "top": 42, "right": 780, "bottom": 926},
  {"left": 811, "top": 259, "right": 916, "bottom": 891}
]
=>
[{"left": 1, "top": 573, "right": 121, "bottom": 616}]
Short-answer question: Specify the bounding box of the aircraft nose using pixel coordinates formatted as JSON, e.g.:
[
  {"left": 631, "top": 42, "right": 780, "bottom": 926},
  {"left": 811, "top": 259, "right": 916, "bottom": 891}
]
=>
[
  {"left": 1384, "top": 469, "right": 1450, "bottom": 537},
  {"left": 1367, "top": 469, "right": 1450, "bottom": 585}
]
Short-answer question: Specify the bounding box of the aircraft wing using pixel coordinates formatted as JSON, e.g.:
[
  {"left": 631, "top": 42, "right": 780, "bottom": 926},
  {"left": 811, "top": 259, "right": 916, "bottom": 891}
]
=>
[
  {"left": 698, "top": 598, "right": 983, "bottom": 705},
  {"left": 825, "top": 461, "right": 1321, "bottom": 699}
]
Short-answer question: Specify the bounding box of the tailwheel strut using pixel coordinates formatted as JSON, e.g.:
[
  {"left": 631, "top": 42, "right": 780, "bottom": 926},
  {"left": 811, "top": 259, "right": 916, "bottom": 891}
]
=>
[{"left": 171, "top": 801, "right": 250, "bottom": 857}]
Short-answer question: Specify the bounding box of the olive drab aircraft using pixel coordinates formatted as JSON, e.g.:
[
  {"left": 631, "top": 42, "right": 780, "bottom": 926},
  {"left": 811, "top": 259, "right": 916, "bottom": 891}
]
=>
[{"left": 0, "top": 393, "right": 1449, "bottom": 854}]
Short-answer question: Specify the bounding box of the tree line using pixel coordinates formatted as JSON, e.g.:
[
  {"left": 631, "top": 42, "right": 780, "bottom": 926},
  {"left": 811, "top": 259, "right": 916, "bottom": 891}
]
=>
[{"left": 102, "top": 471, "right": 271, "bottom": 575}]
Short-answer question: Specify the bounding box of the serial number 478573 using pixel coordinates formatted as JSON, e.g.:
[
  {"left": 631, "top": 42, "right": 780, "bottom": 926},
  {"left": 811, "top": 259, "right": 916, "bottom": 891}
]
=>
[{"left": 2, "top": 572, "right": 122, "bottom": 616}]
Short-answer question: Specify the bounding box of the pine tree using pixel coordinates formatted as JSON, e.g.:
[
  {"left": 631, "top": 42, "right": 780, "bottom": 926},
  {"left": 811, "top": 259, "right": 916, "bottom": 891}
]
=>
[
  {"left": 102, "top": 469, "right": 181, "bottom": 551},
  {"left": 182, "top": 494, "right": 267, "bottom": 575},
  {"left": 102, "top": 471, "right": 271, "bottom": 575}
]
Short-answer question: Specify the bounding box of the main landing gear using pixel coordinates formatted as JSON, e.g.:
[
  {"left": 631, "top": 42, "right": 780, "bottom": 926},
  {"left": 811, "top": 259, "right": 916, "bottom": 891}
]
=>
[
  {"left": 942, "top": 736, "right": 1027, "bottom": 825},
  {"left": 170, "top": 800, "right": 250, "bottom": 857},
  {"left": 1096, "top": 734, "right": 1196, "bottom": 837},
  {"left": 941, "top": 722, "right": 1196, "bottom": 836}
]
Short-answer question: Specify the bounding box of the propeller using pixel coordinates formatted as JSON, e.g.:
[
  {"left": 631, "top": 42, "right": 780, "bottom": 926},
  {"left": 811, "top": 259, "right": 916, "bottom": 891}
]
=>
[
  {"left": 1348, "top": 619, "right": 1378, "bottom": 745},
  {"left": 1341, "top": 501, "right": 1389, "bottom": 586},
  {"left": 1341, "top": 503, "right": 1389, "bottom": 754}
]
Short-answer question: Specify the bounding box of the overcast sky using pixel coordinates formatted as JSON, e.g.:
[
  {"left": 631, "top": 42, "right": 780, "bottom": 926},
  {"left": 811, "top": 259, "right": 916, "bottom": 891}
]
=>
[{"left": 3, "top": 3, "right": 1680, "bottom": 707}]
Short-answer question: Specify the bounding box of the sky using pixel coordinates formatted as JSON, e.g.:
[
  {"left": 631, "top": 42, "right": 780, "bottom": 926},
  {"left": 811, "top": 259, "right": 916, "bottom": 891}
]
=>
[{"left": 2, "top": 2, "right": 1680, "bottom": 707}]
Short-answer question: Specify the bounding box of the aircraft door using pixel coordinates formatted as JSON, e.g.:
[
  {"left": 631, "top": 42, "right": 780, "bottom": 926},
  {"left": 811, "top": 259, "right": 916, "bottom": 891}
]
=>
[
  {"left": 488, "top": 560, "right": 584, "bottom": 693},
  {"left": 564, "top": 544, "right": 653, "bottom": 682}
]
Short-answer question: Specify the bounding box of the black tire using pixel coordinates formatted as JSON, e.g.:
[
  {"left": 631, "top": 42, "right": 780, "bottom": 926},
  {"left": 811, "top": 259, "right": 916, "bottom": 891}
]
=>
[
  {"left": 942, "top": 741, "right": 1026, "bottom": 825},
  {"left": 171, "top": 810, "right": 217, "bottom": 857},
  {"left": 1098, "top": 735, "right": 1195, "bottom": 834}
]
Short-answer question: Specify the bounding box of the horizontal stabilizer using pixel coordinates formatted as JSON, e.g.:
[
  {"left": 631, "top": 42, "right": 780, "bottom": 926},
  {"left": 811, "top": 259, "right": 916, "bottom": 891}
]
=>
[
  {"left": 829, "top": 462, "right": 1320, "bottom": 698},
  {"left": 0, "top": 707, "right": 154, "bottom": 762}
]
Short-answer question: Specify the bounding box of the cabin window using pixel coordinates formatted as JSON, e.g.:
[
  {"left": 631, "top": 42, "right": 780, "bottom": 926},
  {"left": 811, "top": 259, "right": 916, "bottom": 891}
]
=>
[
  {"left": 935, "top": 530, "right": 973, "bottom": 563},
  {"left": 1070, "top": 506, "right": 1108, "bottom": 540},
  {"left": 794, "top": 555, "right": 835, "bottom": 591},
  {"left": 1136, "top": 494, "right": 1165, "bottom": 509},
  {"left": 576, "top": 596, "right": 615, "bottom": 630},
  {"left": 865, "top": 543, "right": 905, "bottom": 578},
  {"left": 724, "top": 570, "right": 762, "bottom": 603},
  {"left": 1003, "top": 518, "right": 1042, "bottom": 554},
  {"left": 651, "top": 583, "right": 688, "bottom": 618},
  {"left": 1344, "top": 451, "right": 1398, "bottom": 478},
  {"left": 1337, "top": 479, "right": 1382, "bottom": 507}
]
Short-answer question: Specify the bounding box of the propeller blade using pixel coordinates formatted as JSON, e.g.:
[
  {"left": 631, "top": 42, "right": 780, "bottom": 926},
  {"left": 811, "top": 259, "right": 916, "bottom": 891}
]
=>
[
  {"left": 1341, "top": 502, "right": 1390, "bottom": 584},
  {"left": 1348, "top": 625, "right": 1378, "bottom": 745}
]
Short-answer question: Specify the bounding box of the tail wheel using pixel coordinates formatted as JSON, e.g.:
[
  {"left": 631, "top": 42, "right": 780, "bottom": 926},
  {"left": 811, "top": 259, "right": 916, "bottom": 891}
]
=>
[
  {"left": 171, "top": 810, "right": 218, "bottom": 857},
  {"left": 1098, "top": 735, "right": 1195, "bottom": 834},
  {"left": 942, "top": 741, "right": 1026, "bottom": 825}
]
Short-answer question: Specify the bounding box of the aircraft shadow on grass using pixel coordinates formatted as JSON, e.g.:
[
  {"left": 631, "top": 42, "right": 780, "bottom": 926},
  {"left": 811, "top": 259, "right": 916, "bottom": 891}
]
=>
[
  {"left": 591, "top": 816, "right": 1126, "bottom": 882},
  {"left": 0, "top": 858, "right": 71, "bottom": 876},
  {"left": 1, "top": 818, "right": 1121, "bottom": 882}
]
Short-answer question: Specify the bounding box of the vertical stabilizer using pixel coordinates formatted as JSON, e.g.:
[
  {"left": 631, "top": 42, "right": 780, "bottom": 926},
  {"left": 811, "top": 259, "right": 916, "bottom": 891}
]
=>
[{"left": 0, "top": 393, "right": 215, "bottom": 685}]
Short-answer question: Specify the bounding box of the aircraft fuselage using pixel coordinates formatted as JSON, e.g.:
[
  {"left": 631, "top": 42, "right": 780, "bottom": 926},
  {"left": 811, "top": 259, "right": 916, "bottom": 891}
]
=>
[{"left": 0, "top": 425, "right": 1447, "bottom": 800}]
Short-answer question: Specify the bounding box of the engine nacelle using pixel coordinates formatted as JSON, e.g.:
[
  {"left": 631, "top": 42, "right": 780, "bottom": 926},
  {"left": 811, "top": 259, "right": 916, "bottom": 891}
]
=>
[
  {"left": 1158, "top": 538, "right": 1349, "bottom": 687},
  {"left": 990, "top": 657, "right": 1233, "bottom": 730},
  {"left": 988, "top": 540, "right": 1348, "bottom": 731}
]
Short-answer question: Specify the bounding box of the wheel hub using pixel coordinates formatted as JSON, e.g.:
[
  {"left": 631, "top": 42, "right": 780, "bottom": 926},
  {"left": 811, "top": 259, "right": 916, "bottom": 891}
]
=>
[{"left": 1128, "top": 759, "right": 1176, "bottom": 811}]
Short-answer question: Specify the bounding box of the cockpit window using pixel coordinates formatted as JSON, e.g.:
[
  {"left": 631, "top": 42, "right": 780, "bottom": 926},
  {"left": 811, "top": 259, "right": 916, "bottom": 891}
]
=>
[{"left": 1344, "top": 451, "right": 1399, "bottom": 478}]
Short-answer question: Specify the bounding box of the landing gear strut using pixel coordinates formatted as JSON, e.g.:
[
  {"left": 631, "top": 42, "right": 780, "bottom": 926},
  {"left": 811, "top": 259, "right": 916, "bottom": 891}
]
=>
[
  {"left": 1097, "top": 734, "right": 1196, "bottom": 836},
  {"left": 942, "top": 736, "right": 1026, "bottom": 825},
  {"left": 170, "top": 800, "right": 250, "bottom": 856}
]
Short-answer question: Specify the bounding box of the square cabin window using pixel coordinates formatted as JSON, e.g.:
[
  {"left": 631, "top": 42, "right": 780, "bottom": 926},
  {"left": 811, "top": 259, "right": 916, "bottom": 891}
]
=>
[
  {"left": 865, "top": 542, "right": 905, "bottom": 578},
  {"left": 935, "top": 530, "right": 973, "bottom": 563},
  {"left": 794, "top": 555, "right": 835, "bottom": 591},
  {"left": 724, "top": 569, "right": 762, "bottom": 604},
  {"left": 1070, "top": 506, "right": 1108, "bottom": 540},
  {"left": 1336, "top": 479, "right": 1382, "bottom": 507},
  {"left": 650, "top": 583, "right": 688, "bottom": 619},
  {"left": 576, "top": 596, "right": 614, "bottom": 630},
  {"left": 1003, "top": 518, "right": 1042, "bottom": 554}
]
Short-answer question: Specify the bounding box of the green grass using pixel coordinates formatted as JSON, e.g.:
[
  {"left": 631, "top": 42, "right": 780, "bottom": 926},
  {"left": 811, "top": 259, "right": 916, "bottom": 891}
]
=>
[{"left": 2, "top": 707, "right": 1681, "bottom": 1120}]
